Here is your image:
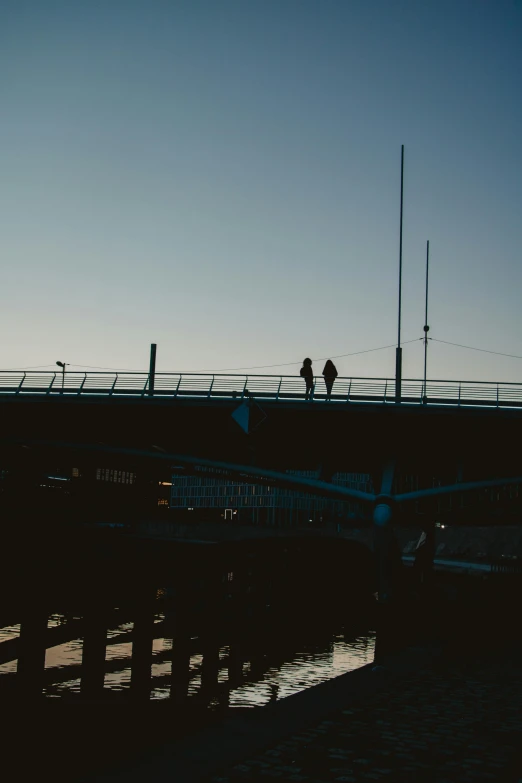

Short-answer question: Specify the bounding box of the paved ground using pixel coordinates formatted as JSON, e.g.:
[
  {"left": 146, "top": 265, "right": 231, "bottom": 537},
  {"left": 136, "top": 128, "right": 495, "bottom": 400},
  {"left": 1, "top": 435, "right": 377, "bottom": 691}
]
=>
[
  {"left": 83, "top": 634, "right": 522, "bottom": 783},
  {"left": 205, "top": 642, "right": 522, "bottom": 783}
]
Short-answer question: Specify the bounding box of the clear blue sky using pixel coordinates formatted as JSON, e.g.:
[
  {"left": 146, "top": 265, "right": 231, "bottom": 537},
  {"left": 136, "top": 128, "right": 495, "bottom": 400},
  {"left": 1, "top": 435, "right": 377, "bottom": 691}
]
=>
[{"left": 2, "top": 0, "right": 521, "bottom": 382}]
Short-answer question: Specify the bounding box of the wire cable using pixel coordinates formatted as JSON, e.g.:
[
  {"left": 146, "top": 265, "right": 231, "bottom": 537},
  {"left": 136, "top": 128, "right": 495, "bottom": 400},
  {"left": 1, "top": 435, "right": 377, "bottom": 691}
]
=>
[
  {"left": 1, "top": 338, "right": 423, "bottom": 375},
  {"left": 1, "top": 364, "right": 60, "bottom": 371},
  {"left": 430, "top": 338, "right": 522, "bottom": 361},
  {"left": 207, "top": 338, "right": 422, "bottom": 373},
  {"left": 68, "top": 364, "right": 139, "bottom": 371}
]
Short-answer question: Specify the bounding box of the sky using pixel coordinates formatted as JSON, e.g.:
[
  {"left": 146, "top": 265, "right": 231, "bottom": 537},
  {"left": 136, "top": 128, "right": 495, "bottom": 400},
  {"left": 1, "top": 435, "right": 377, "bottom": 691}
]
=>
[{"left": 1, "top": 0, "right": 522, "bottom": 383}]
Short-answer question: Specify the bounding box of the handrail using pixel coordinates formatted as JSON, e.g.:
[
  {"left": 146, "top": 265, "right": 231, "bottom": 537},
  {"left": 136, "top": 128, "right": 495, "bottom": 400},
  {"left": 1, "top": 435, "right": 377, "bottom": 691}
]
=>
[
  {"left": 0, "top": 370, "right": 522, "bottom": 389},
  {"left": 0, "top": 370, "right": 521, "bottom": 409}
]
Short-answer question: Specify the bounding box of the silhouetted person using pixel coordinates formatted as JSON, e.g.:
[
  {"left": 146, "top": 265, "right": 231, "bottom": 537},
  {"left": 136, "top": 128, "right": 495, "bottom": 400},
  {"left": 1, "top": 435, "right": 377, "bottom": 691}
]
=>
[
  {"left": 300, "top": 358, "right": 314, "bottom": 400},
  {"left": 322, "top": 359, "right": 338, "bottom": 399}
]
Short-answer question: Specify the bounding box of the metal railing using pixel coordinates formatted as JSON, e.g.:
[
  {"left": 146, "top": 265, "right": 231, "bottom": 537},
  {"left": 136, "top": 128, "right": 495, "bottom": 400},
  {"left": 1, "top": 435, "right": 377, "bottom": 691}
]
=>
[{"left": 1, "top": 370, "right": 522, "bottom": 408}]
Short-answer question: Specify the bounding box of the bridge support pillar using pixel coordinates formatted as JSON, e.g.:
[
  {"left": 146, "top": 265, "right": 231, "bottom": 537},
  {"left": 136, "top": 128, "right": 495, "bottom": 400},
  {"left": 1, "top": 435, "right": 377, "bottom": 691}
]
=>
[
  {"left": 372, "top": 458, "right": 407, "bottom": 661},
  {"left": 373, "top": 499, "right": 397, "bottom": 605},
  {"left": 373, "top": 459, "right": 402, "bottom": 603}
]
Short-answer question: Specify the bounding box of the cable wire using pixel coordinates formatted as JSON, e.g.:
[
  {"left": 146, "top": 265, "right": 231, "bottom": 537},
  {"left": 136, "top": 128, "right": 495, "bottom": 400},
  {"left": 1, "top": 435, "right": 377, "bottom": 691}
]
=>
[
  {"left": 1, "top": 338, "right": 423, "bottom": 375},
  {"left": 69, "top": 364, "right": 139, "bottom": 371},
  {"left": 1, "top": 364, "right": 59, "bottom": 371},
  {"left": 430, "top": 338, "right": 522, "bottom": 361},
  {"left": 206, "top": 338, "right": 422, "bottom": 373}
]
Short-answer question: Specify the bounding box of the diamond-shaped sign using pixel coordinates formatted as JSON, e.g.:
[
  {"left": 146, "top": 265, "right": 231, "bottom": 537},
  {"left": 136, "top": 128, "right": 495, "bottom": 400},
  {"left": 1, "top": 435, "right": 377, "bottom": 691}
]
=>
[
  {"left": 231, "top": 398, "right": 267, "bottom": 434},
  {"left": 231, "top": 401, "right": 250, "bottom": 434}
]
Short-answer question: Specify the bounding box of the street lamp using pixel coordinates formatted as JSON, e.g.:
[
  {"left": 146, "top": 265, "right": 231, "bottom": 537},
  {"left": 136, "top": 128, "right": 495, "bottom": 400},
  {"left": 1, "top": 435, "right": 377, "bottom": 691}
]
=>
[{"left": 56, "top": 361, "right": 68, "bottom": 392}]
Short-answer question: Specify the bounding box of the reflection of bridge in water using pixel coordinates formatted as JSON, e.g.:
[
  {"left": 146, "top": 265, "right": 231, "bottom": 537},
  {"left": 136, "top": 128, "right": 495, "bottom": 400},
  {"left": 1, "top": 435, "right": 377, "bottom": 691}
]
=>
[{"left": 0, "top": 535, "right": 375, "bottom": 704}]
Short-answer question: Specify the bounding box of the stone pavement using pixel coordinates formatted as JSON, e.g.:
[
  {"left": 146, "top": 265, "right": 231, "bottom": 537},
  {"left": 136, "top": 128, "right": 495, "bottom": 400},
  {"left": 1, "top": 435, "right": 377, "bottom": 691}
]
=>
[
  {"left": 84, "top": 637, "right": 522, "bottom": 783},
  {"left": 206, "top": 643, "right": 522, "bottom": 783}
]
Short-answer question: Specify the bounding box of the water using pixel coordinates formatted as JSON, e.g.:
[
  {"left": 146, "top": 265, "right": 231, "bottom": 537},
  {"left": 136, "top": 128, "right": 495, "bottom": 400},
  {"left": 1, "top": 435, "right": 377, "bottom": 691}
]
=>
[
  {"left": 0, "top": 526, "right": 377, "bottom": 706},
  {"left": 0, "top": 612, "right": 375, "bottom": 705}
]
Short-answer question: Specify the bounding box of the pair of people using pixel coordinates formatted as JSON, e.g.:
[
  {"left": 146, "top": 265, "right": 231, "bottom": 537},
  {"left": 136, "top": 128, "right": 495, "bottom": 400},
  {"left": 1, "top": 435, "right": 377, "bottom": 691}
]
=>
[{"left": 300, "top": 358, "right": 338, "bottom": 400}]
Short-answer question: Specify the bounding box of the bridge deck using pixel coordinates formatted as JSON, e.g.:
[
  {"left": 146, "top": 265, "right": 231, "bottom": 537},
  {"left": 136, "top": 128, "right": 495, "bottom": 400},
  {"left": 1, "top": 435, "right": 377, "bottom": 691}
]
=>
[{"left": 1, "top": 371, "right": 522, "bottom": 408}]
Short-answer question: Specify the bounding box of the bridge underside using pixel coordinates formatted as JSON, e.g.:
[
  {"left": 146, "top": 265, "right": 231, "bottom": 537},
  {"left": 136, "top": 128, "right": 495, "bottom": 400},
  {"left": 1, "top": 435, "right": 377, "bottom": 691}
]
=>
[{"left": 0, "top": 395, "right": 521, "bottom": 483}]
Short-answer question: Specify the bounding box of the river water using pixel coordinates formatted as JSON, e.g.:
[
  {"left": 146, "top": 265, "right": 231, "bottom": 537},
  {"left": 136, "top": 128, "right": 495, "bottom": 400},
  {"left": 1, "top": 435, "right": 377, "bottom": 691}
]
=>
[{"left": 0, "top": 613, "right": 375, "bottom": 705}]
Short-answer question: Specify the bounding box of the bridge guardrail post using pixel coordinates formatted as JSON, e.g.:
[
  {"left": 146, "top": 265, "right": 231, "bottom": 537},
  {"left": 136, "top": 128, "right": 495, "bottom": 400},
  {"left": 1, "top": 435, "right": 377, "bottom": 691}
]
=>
[{"left": 16, "top": 372, "right": 26, "bottom": 394}]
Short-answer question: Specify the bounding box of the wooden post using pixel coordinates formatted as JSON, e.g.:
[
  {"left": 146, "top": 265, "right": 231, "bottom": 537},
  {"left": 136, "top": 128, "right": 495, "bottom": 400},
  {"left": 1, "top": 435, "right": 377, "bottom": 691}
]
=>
[
  {"left": 17, "top": 606, "right": 48, "bottom": 699},
  {"left": 130, "top": 586, "right": 156, "bottom": 700},
  {"left": 201, "top": 639, "right": 220, "bottom": 693},
  {"left": 81, "top": 606, "right": 107, "bottom": 698},
  {"left": 169, "top": 592, "right": 191, "bottom": 704}
]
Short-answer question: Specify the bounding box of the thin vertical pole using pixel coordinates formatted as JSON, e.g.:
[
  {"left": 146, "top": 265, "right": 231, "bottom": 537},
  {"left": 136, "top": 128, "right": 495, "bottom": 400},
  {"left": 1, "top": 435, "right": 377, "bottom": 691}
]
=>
[
  {"left": 148, "top": 343, "right": 157, "bottom": 397},
  {"left": 423, "top": 240, "right": 430, "bottom": 404},
  {"left": 395, "top": 145, "right": 404, "bottom": 403},
  {"left": 62, "top": 364, "right": 65, "bottom": 392}
]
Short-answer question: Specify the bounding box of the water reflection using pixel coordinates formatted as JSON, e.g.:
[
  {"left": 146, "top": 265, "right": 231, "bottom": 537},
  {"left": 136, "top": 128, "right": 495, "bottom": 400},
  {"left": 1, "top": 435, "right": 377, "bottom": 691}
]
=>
[
  {"left": 0, "top": 609, "right": 375, "bottom": 706},
  {"left": 0, "top": 534, "right": 376, "bottom": 705}
]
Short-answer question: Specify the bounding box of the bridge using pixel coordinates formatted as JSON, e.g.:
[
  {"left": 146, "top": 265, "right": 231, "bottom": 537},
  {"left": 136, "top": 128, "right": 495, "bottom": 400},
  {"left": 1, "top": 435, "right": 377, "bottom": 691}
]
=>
[
  {"left": 2, "top": 369, "right": 522, "bottom": 603},
  {"left": 1, "top": 369, "right": 522, "bottom": 475},
  {"left": 2, "top": 369, "right": 522, "bottom": 406}
]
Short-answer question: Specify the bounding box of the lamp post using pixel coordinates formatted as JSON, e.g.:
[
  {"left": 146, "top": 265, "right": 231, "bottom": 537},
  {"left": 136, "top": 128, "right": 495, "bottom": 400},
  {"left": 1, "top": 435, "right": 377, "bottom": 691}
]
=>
[{"left": 56, "top": 361, "right": 68, "bottom": 392}]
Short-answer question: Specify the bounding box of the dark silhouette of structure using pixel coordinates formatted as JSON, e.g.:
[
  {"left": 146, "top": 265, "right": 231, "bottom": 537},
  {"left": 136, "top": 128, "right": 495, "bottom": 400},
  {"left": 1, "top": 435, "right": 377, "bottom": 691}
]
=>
[
  {"left": 300, "top": 358, "right": 314, "bottom": 400},
  {"left": 322, "top": 360, "right": 338, "bottom": 399}
]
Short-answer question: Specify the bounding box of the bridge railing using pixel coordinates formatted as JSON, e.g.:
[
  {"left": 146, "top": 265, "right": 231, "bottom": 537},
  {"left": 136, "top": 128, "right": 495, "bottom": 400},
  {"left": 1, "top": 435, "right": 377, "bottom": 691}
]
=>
[{"left": 1, "top": 371, "right": 522, "bottom": 408}]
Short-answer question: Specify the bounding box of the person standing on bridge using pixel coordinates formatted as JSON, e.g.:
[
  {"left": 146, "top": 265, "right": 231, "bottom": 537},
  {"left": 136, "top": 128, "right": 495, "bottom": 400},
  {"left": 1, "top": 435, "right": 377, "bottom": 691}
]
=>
[
  {"left": 300, "top": 358, "right": 314, "bottom": 400},
  {"left": 322, "top": 359, "right": 338, "bottom": 399}
]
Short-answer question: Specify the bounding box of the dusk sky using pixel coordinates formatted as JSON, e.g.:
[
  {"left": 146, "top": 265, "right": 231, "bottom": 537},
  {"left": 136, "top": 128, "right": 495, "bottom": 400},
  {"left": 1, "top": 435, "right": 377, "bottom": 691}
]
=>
[{"left": 2, "top": 0, "right": 521, "bottom": 382}]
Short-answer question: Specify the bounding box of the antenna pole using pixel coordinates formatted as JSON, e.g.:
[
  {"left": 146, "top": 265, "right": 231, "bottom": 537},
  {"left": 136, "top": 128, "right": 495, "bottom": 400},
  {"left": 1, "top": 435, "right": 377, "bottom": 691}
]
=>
[
  {"left": 423, "top": 240, "right": 430, "bottom": 404},
  {"left": 395, "top": 144, "right": 404, "bottom": 403}
]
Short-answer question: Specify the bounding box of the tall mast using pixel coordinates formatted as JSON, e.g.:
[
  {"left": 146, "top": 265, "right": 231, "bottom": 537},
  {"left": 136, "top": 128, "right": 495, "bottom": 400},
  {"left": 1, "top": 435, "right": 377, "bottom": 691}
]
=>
[
  {"left": 395, "top": 144, "right": 404, "bottom": 403},
  {"left": 423, "top": 240, "right": 430, "bottom": 404}
]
